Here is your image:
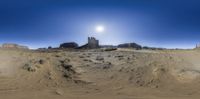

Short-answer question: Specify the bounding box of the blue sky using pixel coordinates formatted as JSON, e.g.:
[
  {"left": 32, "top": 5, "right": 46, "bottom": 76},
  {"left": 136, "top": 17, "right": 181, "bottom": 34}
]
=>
[{"left": 0, "top": 0, "right": 200, "bottom": 49}]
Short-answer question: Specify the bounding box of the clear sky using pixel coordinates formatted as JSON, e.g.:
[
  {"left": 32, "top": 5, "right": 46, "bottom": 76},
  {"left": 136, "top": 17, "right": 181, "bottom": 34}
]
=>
[{"left": 0, "top": 0, "right": 200, "bottom": 49}]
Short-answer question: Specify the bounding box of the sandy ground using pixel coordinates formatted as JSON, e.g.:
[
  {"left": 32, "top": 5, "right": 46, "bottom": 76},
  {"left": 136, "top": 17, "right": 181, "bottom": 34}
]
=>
[{"left": 1, "top": 48, "right": 200, "bottom": 99}]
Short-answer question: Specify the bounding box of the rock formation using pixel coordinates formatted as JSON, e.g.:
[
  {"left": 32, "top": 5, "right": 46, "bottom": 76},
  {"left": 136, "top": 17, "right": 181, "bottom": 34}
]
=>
[
  {"left": 79, "top": 37, "right": 99, "bottom": 49},
  {"left": 196, "top": 44, "right": 200, "bottom": 49},
  {"left": 1, "top": 43, "right": 29, "bottom": 49},
  {"left": 59, "top": 42, "right": 78, "bottom": 48},
  {"left": 87, "top": 37, "right": 99, "bottom": 48},
  {"left": 118, "top": 43, "right": 142, "bottom": 50}
]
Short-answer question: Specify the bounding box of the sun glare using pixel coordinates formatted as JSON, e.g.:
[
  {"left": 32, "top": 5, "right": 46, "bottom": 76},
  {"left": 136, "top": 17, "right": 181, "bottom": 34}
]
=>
[{"left": 95, "top": 25, "right": 105, "bottom": 33}]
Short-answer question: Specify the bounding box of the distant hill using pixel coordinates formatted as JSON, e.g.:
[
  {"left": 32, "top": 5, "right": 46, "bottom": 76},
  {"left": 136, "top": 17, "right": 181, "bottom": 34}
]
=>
[
  {"left": 1, "top": 43, "right": 29, "bottom": 49},
  {"left": 118, "top": 43, "right": 142, "bottom": 50}
]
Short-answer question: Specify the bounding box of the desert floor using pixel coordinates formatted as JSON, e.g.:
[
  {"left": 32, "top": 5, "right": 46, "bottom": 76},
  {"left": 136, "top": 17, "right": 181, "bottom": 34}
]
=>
[{"left": 1, "top": 48, "right": 200, "bottom": 99}]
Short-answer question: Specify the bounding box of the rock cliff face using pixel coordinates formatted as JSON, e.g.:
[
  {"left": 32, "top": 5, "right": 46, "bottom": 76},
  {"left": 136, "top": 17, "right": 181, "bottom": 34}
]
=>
[
  {"left": 59, "top": 42, "right": 78, "bottom": 48},
  {"left": 1, "top": 43, "right": 29, "bottom": 49}
]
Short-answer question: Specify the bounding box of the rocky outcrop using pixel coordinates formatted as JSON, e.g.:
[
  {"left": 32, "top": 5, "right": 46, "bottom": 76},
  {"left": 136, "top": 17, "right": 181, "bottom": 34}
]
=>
[
  {"left": 87, "top": 37, "right": 99, "bottom": 49},
  {"left": 79, "top": 37, "right": 99, "bottom": 49},
  {"left": 118, "top": 43, "right": 142, "bottom": 50},
  {"left": 1, "top": 43, "right": 29, "bottom": 49},
  {"left": 59, "top": 42, "right": 78, "bottom": 48}
]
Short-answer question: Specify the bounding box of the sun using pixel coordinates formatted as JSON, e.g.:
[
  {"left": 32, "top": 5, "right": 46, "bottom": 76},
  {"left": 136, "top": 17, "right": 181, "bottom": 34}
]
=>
[{"left": 95, "top": 25, "right": 105, "bottom": 33}]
